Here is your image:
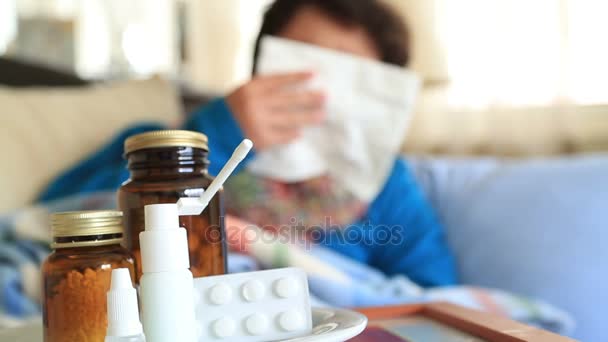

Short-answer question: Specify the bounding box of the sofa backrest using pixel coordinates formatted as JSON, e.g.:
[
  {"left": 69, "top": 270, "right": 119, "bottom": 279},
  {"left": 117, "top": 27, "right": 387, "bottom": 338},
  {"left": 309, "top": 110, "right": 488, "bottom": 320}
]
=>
[
  {"left": 0, "top": 78, "right": 182, "bottom": 213},
  {"left": 408, "top": 155, "right": 608, "bottom": 342}
]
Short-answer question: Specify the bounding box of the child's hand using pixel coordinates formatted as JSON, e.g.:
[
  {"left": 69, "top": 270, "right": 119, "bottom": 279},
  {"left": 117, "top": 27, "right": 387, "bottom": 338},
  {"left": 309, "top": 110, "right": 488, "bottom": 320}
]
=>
[{"left": 226, "top": 72, "right": 326, "bottom": 151}]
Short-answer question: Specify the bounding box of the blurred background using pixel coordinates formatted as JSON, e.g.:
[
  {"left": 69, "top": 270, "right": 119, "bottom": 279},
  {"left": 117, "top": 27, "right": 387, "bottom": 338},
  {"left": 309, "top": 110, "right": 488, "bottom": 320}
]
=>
[
  {"left": 1, "top": 0, "right": 606, "bottom": 156},
  {"left": 1, "top": 0, "right": 607, "bottom": 99},
  {"left": 0, "top": 2, "right": 607, "bottom": 341}
]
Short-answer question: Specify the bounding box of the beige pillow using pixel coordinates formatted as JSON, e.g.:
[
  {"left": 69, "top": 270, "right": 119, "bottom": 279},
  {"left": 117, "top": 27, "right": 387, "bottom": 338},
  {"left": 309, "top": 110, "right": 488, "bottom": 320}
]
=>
[{"left": 0, "top": 78, "right": 182, "bottom": 213}]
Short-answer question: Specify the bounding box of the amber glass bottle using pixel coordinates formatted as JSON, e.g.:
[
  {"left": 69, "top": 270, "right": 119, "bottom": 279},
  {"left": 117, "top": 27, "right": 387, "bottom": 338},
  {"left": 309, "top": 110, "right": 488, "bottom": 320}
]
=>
[
  {"left": 42, "top": 211, "right": 135, "bottom": 342},
  {"left": 118, "top": 130, "right": 226, "bottom": 281}
]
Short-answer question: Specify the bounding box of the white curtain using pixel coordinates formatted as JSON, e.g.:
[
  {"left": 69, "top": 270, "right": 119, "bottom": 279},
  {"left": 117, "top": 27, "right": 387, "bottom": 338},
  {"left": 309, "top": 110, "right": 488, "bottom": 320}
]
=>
[
  {"left": 77, "top": 0, "right": 178, "bottom": 78},
  {"left": 0, "top": 1, "right": 17, "bottom": 54},
  {"left": 184, "top": 0, "right": 272, "bottom": 93},
  {"left": 185, "top": 0, "right": 608, "bottom": 106},
  {"left": 385, "top": 0, "right": 449, "bottom": 84},
  {"left": 0, "top": 0, "right": 178, "bottom": 78},
  {"left": 390, "top": 0, "right": 608, "bottom": 155},
  {"left": 389, "top": 0, "right": 608, "bottom": 108}
]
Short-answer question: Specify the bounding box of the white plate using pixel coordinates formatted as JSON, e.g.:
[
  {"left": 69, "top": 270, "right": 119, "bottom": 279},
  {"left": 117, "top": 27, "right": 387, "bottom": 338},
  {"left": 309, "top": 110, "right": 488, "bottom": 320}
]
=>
[
  {"left": 0, "top": 308, "right": 368, "bottom": 342},
  {"left": 282, "top": 307, "right": 368, "bottom": 342}
]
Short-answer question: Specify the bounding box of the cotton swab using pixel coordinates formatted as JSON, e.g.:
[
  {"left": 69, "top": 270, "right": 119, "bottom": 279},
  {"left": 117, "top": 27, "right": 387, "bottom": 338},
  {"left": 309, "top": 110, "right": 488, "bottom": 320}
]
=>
[{"left": 177, "top": 139, "right": 253, "bottom": 216}]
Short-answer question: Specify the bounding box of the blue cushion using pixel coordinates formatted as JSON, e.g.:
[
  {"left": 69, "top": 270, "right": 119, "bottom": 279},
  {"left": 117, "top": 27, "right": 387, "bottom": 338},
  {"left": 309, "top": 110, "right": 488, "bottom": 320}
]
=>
[{"left": 408, "top": 155, "right": 608, "bottom": 342}]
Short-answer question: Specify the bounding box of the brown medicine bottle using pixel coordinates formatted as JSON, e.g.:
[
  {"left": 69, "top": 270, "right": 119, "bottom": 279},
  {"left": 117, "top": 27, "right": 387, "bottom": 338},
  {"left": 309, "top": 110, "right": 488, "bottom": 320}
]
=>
[
  {"left": 118, "top": 130, "right": 226, "bottom": 281},
  {"left": 42, "top": 211, "right": 136, "bottom": 342}
]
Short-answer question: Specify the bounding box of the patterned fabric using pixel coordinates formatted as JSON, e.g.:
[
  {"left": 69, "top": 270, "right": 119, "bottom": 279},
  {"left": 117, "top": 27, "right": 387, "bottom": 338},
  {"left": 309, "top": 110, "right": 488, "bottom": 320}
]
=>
[
  {"left": 0, "top": 191, "right": 574, "bottom": 336},
  {"left": 223, "top": 170, "right": 368, "bottom": 232},
  {"left": 229, "top": 244, "right": 575, "bottom": 335}
]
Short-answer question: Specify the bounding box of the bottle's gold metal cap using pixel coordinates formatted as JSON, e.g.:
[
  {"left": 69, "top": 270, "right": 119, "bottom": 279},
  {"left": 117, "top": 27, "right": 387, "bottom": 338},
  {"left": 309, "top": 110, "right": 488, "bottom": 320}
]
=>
[
  {"left": 124, "top": 130, "right": 209, "bottom": 154},
  {"left": 51, "top": 211, "right": 124, "bottom": 248}
]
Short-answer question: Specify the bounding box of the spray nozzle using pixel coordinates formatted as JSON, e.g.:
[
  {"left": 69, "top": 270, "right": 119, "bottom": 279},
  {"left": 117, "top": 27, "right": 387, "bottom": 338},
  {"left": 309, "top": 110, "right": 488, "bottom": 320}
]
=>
[
  {"left": 177, "top": 139, "right": 253, "bottom": 216},
  {"left": 143, "top": 138, "right": 252, "bottom": 234}
]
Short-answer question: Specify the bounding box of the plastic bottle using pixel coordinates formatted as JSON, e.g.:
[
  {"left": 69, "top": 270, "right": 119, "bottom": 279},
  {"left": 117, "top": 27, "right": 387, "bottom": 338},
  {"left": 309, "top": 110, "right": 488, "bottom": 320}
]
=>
[
  {"left": 105, "top": 268, "right": 146, "bottom": 342},
  {"left": 139, "top": 204, "right": 197, "bottom": 342},
  {"left": 138, "top": 139, "right": 253, "bottom": 342}
]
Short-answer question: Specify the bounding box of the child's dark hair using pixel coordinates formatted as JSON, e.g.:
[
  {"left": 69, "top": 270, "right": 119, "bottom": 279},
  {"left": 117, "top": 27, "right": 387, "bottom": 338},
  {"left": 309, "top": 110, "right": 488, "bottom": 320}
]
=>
[{"left": 252, "top": 0, "right": 410, "bottom": 72}]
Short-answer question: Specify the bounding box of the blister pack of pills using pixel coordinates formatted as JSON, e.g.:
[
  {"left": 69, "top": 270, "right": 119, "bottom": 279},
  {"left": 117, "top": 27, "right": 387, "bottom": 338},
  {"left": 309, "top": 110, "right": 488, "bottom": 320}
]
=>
[{"left": 193, "top": 267, "right": 313, "bottom": 342}]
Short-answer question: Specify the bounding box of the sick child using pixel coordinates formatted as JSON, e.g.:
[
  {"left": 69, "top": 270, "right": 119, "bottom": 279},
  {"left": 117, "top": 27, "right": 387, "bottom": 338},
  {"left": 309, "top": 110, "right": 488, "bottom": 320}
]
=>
[{"left": 40, "top": 0, "right": 457, "bottom": 287}]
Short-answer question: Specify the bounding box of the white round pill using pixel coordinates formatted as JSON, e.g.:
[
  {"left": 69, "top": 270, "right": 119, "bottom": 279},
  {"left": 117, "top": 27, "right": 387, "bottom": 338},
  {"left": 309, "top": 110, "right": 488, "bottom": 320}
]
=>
[
  {"left": 241, "top": 280, "right": 265, "bottom": 302},
  {"left": 245, "top": 313, "right": 269, "bottom": 335},
  {"left": 278, "top": 310, "right": 305, "bottom": 331},
  {"left": 212, "top": 317, "right": 236, "bottom": 338},
  {"left": 208, "top": 283, "right": 232, "bottom": 305},
  {"left": 274, "top": 277, "right": 298, "bottom": 298}
]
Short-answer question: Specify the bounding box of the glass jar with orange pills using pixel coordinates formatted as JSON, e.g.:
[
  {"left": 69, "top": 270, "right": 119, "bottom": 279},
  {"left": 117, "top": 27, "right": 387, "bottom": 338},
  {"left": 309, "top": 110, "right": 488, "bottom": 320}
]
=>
[{"left": 42, "top": 211, "right": 136, "bottom": 342}]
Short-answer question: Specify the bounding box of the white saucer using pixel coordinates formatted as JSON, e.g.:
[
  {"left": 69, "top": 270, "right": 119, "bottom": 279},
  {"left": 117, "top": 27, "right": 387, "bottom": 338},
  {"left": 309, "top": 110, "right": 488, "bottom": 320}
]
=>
[
  {"left": 281, "top": 307, "right": 368, "bottom": 342},
  {"left": 0, "top": 308, "right": 368, "bottom": 342}
]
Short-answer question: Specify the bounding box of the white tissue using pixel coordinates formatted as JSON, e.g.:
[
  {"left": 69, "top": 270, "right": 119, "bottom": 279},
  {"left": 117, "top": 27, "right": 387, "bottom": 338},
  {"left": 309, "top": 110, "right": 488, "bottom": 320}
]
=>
[{"left": 248, "top": 36, "right": 420, "bottom": 202}]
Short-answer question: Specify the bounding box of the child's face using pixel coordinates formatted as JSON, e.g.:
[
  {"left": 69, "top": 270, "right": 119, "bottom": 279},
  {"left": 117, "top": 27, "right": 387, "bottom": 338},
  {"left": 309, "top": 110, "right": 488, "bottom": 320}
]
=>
[{"left": 278, "top": 5, "right": 381, "bottom": 62}]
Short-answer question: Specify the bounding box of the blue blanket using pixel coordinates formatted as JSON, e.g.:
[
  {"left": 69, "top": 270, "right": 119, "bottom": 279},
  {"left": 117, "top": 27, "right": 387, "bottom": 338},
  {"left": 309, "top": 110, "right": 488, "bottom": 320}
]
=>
[{"left": 0, "top": 192, "right": 575, "bottom": 334}]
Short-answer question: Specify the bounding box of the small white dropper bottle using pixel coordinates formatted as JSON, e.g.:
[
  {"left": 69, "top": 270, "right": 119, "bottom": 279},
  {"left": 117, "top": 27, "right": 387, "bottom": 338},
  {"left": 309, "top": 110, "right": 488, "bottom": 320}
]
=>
[
  {"left": 139, "top": 139, "right": 253, "bottom": 342},
  {"left": 105, "top": 268, "right": 146, "bottom": 342}
]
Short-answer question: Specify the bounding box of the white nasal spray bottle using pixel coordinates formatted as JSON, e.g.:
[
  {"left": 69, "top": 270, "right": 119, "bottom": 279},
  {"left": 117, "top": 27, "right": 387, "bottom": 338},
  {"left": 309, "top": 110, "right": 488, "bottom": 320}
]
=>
[{"left": 140, "top": 139, "right": 253, "bottom": 342}]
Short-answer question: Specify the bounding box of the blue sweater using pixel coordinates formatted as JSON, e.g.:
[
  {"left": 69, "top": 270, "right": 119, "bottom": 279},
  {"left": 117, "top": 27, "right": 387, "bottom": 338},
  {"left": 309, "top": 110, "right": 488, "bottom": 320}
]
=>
[{"left": 39, "top": 99, "right": 457, "bottom": 286}]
